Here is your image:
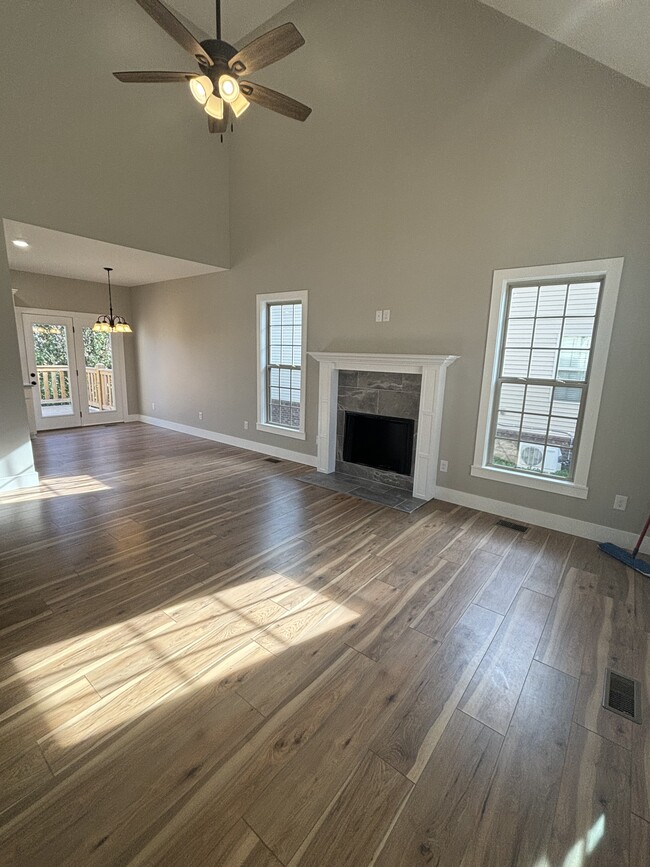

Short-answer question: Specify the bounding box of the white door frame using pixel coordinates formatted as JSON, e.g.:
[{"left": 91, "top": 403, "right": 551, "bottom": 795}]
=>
[{"left": 16, "top": 307, "right": 129, "bottom": 430}]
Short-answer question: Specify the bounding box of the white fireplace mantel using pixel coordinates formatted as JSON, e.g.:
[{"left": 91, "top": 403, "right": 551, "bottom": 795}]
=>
[{"left": 308, "top": 352, "right": 459, "bottom": 501}]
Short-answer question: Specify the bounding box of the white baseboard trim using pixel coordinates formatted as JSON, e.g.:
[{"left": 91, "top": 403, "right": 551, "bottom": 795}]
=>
[
  {"left": 435, "top": 485, "right": 650, "bottom": 556},
  {"left": 0, "top": 470, "right": 40, "bottom": 493},
  {"left": 136, "top": 415, "right": 318, "bottom": 467}
]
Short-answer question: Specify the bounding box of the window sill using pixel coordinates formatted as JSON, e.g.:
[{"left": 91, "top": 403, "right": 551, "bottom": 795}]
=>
[
  {"left": 257, "top": 422, "right": 306, "bottom": 441},
  {"left": 470, "top": 464, "right": 588, "bottom": 499}
]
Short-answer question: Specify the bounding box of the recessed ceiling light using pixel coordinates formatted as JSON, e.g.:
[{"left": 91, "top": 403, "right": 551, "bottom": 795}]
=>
[{"left": 12, "top": 239, "right": 29, "bottom": 249}]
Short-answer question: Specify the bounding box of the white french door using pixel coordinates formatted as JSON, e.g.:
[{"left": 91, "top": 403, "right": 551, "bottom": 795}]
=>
[{"left": 19, "top": 310, "right": 127, "bottom": 431}]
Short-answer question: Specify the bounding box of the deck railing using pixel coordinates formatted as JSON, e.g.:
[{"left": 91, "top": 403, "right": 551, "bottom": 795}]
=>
[
  {"left": 85, "top": 366, "right": 115, "bottom": 411},
  {"left": 38, "top": 365, "right": 70, "bottom": 405},
  {"left": 37, "top": 365, "right": 114, "bottom": 410}
]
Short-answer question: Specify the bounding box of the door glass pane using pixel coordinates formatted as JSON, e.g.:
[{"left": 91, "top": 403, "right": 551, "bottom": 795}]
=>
[
  {"left": 82, "top": 328, "right": 116, "bottom": 413},
  {"left": 33, "top": 323, "right": 74, "bottom": 416}
]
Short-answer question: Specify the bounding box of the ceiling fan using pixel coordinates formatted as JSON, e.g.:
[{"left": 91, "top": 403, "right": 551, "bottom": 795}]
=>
[{"left": 114, "top": 0, "right": 311, "bottom": 138}]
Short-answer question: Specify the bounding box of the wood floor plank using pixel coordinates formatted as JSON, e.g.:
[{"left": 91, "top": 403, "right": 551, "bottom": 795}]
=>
[
  {"left": 632, "top": 631, "right": 650, "bottom": 821},
  {"left": 548, "top": 723, "right": 631, "bottom": 867},
  {"left": 39, "top": 603, "right": 279, "bottom": 774},
  {"left": 204, "top": 819, "right": 283, "bottom": 867},
  {"left": 630, "top": 813, "right": 650, "bottom": 867},
  {"left": 573, "top": 593, "right": 638, "bottom": 749},
  {"left": 476, "top": 528, "right": 546, "bottom": 614},
  {"left": 534, "top": 566, "right": 599, "bottom": 678},
  {"left": 345, "top": 559, "right": 458, "bottom": 661},
  {"left": 459, "top": 587, "right": 552, "bottom": 734},
  {"left": 634, "top": 570, "right": 650, "bottom": 633},
  {"left": 373, "top": 604, "right": 502, "bottom": 780},
  {"left": 244, "top": 629, "right": 437, "bottom": 863},
  {"left": 459, "top": 661, "right": 578, "bottom": 867},
  {"left": 411, "top": 548, "right": 501, "bottom": 643},
  {"left": 0, "top": 746, "right": 53, "bottom": 817},
  {"left": 126, "top": 646, "right": 375, "bottom": 865},
  {"left": 374, "top": 710, "right": 503, "bottom": 867},
  {"left": 523, "top": 528, "right": 573, "bottom": 597},
  {"left": 0, "top": 689, "right": 263, "bottom": 865},
  {"left": 0, "top": 677, "right": 101, "bottom": 768},
  {"left": 290, "top": 750, "right": 412, "bottom": 866}
]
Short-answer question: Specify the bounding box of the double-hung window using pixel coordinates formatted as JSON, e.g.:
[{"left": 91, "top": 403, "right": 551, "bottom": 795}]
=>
[
  {"left": 472, "top": 259, "right": 623, "bottom": 498},
  {"left": 257, "top": 290, "right": 307, "bottom": 439}
]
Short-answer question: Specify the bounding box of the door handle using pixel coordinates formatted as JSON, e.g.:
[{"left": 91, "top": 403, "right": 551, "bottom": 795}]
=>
[{"left": 24, "top": 382, "right": 37, "bottom": 387}]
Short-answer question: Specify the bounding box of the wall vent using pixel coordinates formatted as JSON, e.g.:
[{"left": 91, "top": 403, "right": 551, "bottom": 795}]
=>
[
  {"left": 602, "top": 670, "right": 641, "bottom": 724},
  {"left": 496, "top": 519, "right": 528, "bottom": 532}
]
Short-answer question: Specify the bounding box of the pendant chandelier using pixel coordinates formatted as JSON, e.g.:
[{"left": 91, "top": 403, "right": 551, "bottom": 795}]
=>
[{"left": 93, "top": 267, "right": 132, "bottom": 333}]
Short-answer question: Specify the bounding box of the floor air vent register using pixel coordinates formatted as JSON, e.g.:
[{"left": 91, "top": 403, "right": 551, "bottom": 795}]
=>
[
  {"left": 496, "top": 519, "right": 528, "bottom": 532},
  {"left": 602, "top": 669, "right": 641, "bottom": 724}
]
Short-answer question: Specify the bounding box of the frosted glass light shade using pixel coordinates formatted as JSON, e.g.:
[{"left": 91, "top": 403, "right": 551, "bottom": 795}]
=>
[
  {"left": 230, "top": 93, "right": 249, "bottom": 117},
  {"left": 218, "top": 74, "right": 240, "bottom": 103},
  {"left": 189, "top": 75, "right": 213, "bottom": 104},
  {"left": 204, "top": 94, "right": 224, "bottom": 119}
]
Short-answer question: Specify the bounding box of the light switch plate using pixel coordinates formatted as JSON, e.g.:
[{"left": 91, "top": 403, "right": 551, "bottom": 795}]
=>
[
  {"left": 439, "top": 460, "right": 448, "bottom": 472},
  {"left": 375, "top": 310, "right": 383, "bottom": 322},
  {"left": 382, "top": 309, "right": 390, "bottom": 321}
]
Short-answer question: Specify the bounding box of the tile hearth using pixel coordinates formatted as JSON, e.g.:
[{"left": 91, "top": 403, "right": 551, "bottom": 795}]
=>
[{"left": 298, "top": 470, "right": 427, "bottom": 512}]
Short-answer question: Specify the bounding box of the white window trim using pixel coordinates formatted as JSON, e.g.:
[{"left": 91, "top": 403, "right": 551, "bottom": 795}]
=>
[
  {"left": 256, "top": 290, "right": 308, "bottom": 440},
  {"left": 472, "top": 258, "right": 624, "bottom": 499}
]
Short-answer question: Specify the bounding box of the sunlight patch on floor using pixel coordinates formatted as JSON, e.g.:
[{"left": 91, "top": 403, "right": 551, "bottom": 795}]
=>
[
  {"left": 533, "top": 813, "right": 606, "bottom": 867},
  {"left": 0, "top": 474, "right": 110, "bottom": 503},
  {"left": 24, "top": 571, "right": 359, "bottom": 762}
]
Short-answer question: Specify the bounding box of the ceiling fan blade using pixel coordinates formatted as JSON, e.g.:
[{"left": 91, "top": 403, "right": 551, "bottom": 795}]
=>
[
  {"left": 239, "top": 81, "right": 311, "bottom": 121},
  {"left": 229, "top": 22, "right": 304, "bottom": 75},
  {"left": 134, "top": 0, "right": 213, "bottom": 66},
  {"left": 113, "top": 71, "right": 198, "bottom": 83},
  {"left": 208, "top": 105, "right": 230, "bottom": 133}
]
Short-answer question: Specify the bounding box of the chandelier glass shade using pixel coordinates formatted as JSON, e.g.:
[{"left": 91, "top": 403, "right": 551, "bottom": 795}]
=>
[{"left": 93, "top": 268, "right": 133, "bottom": 333}]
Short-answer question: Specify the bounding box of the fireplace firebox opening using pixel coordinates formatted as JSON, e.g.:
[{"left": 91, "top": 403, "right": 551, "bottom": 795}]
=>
[{"left": 343, "top": 411, "right": 415, "bottom": 476}]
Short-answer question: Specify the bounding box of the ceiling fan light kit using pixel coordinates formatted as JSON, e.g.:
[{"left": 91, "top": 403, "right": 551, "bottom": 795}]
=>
[{"left": 114, "top": 0, "right": 312, "bottom": 138}]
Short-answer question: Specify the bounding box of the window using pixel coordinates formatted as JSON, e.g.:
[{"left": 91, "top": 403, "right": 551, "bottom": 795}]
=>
[
  {"left": 257, "top": 291, "right": 307, "bottom": 439},
  {"left": 472, "top": 259, "right": 623, "bottom": 498}
]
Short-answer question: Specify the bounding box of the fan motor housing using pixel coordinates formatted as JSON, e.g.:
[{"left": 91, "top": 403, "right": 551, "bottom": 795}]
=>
[{"left": 200, "top": 39, "right": 237, "bottom": 71}]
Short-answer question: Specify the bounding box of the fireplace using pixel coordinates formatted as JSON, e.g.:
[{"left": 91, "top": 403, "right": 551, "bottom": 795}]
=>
[{"left": 308, "top": 353, "right": 459, "bottom": 501}]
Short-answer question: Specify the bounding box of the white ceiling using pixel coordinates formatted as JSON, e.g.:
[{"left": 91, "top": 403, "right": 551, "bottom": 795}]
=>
[
  {"left": 3, "top": 220, "right": 224, "bottom": 287},
  {"left": 479, "top": 0, "right": 650, "bottom": 88}
]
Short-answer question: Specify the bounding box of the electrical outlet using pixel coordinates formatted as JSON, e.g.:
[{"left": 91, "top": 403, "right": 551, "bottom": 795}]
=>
[
  {"left": 244, "top": 420, "right": 249, "bottom": 430},
  {"left": 375, "top": 309, "right": 383, "bottom": 323},
  {"left": 198, "top": 411, "right": 203, "bottom": 421},
  {"left": 439, "top": 459, "right": 448, "bottom": 472},
  {"left": 382, "top": 309, "right": 391, "bottom": 322},
  {"left": 151, "top": 402, "right": 155, "bottom": 412},
  {"left": 613, "top": 494, "right": 628, "bottom": 511}
]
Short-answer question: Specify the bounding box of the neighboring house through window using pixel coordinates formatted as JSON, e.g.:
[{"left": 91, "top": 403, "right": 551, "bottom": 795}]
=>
[
  {"left": 472, "top": 259, "right": 623, "bottom": 498},
  {"left": 256, "top": 290, "right": 307, "bottom": 439}
]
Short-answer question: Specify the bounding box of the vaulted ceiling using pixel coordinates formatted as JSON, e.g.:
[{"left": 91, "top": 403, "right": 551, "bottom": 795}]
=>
[
  {"left": 177, "top": 0, "right": 650, "bottom": 88},
  {"left": 479, "top": 0, "right": 650, "bottom": 88}
]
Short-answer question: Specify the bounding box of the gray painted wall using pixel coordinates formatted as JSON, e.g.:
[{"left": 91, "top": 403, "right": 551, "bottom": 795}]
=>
[
  {"left": 133, "top": 0, "right": 650, "bottom": 533},
  {"left": 0, "top": 0, "right": 229, "bottom": 487}
]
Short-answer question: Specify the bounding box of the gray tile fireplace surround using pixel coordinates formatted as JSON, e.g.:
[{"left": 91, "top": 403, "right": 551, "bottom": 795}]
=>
[{"left": 335, "top": 369, "right": 422, "bottom": 492}]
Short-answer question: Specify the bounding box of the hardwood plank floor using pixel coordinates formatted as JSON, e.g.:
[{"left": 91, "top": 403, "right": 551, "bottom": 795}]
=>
[{"left": 0, "top": 423, "right": 645, "bottom": 865}]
